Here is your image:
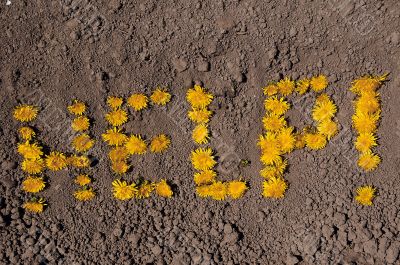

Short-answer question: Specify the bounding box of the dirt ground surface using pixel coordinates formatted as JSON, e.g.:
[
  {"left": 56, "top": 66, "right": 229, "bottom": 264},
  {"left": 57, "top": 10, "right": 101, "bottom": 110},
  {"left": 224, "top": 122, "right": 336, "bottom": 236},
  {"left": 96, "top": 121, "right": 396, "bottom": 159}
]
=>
[{"left": 1, "top": 0, "right": 400, "bottom": 264}]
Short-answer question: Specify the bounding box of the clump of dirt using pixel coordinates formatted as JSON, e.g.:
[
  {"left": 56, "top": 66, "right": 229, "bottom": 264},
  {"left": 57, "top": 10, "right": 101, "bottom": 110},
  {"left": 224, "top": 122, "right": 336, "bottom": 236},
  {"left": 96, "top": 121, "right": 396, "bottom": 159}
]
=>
[{"left": 1, "top": 0, "right": 400, "bottom": 264}]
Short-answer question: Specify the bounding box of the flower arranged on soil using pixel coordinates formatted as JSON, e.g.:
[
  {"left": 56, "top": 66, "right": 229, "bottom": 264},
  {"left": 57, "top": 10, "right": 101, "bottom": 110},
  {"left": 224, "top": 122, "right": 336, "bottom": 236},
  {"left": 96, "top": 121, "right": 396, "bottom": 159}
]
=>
[
  {"left": 262, "top": 114, "right": 287, "bottom": 131},
  {"left": 197, "top": 182, "right": 228, "bottom": 200},
  {"left": 276, "top": 77, "right": 295, "bottom": 96},
  {"left": 155, "top": 179, "right": 173, "bottom": 198},
  {"left": 22, "top": 158, "right": 45, "bottom": 174},
  {"left": 18, "top": 141, "right": 43, "bottom": 160},
  {"left": 72, "top": 116, "right": 90, "bottom": 131},
  {"left": 150, "top": 134, "right": 170, "bottom": 153},
  {"left": 45, "top": 151, "right": 68, "bottom": 171},
  {"left": 19, "top": 127, "right": 35, "bottom": 141},
  {"left": 188, "top": 108, "right": 212, "bottom": 124},
  {"left": 192, "top": 124, "right": 209, "bottom": 144},
  {"left": 102, "top": 127, "right": 128, "bottom": 146},
  {"left": 260, "top": 160, "right": 288, "bottom": 179},
  {"left": 263, "top": 83, "right": 279, "bottom": 96},
  {"left": 355, "top": 185, "right": 376, "bottom": 206},
  {"left": 111, "top": 160, "right": 130, "bottom": 174},
  {"left": 68, "top": 155, "right": 90, "bottom": 168},
  {"left": 22, "top": 176, "right": 46, "bottom": 193},
  {"left": 68, "top": 100, "right": 86, "bottom": 115},
  {"left": 227, "top": 180, "right": 247, "bottom": 199},
  {"left": 112, "top": 179, "right": 137, "bottom": 200},
  {"left": 74, "top": 174, "right": 91, "bottom": 186},
  {"left": 312, "top": 97, "right": 337, "bottom": 122},
  {"left": 107, "top": 96, "right": 123, "bottom": 110},
  {"left": 191, "top": 148, "right": 216, "bottom": 171},
  {"left": 277, "top": 127, "right": 296, "bottom": 153},
  {"left": 151, "top": 88, "right": 171, "bottom": 105},
  {"left": 72, "top": 134, "right": 94, "bottom": 152},
  {"left": 264, "top": 96, "right": 290, "bottom": 115},
  {"left": 23, "top": 198, "right": 46, "bottom": 213},
  {"left": 187, "top": 85, "right": 213, "bottom": 108},
  {"left": 310, "top": 75, "right": 328, "bottom": 92},
  {"left": 262, "top": 177, "right": 287, "bottom": 198},
  {"left": 127, "top": 93, "right": 148, "bottom": 111},
  {"left": 350, "top": 74, "right": 386, "bottom": 172},
  {"left": 194, "top": 170, "right": 216, "bottom": 185},
  {"left": 357, "top": 151, "right": 380, "bottom": 171},
  {"left": 13, "top": 105, "right": 39, "bottom": 122},
  {"left": 317, "top": 119, "right": 338, "bottom": 140},
  {"left": 125, "top": 134, "right": 147, "bottom": 154},
  {"left": 109, "top": 146, "right": 129, "bottom": 162},
  {"left": 135, "top": 181, "right": 155, "bottom": 199},
  {"left": 105, "top": 109, "right": 128, "bottom": 127},
  {"left": 74, "top": 188, "right": 95, "bottom": 201},
  {"left": 296, "top": 78, "right": 310, "bottom": 95},
  {"left": 304, "top": 133, "right": 327, "bottom": 150}
]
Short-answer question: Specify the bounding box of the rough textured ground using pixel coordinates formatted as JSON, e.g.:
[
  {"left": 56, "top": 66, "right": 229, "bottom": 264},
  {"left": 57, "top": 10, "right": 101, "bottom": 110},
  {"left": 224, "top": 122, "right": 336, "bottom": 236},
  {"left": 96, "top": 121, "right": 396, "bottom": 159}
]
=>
[{"left": 1, "top": 0, "right": 400, "bottom": 264}]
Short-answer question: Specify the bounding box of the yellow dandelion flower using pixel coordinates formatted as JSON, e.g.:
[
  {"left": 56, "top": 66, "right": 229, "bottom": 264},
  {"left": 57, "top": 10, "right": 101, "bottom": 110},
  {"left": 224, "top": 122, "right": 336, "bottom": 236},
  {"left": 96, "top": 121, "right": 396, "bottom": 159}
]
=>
[
  {"left": 262, "top": 177, "right": 287, "bottom": 199},
  {"left": 22, "top": 176, "right": 46, "bottom": 193},
  {"left": 125, "top": 134, "right": 147, "bottom": 155},
  {"left": 107, "top": 96, "right": 123, "bottom": 110},
  {"left": 262, "top": 114, "right": 287, "bottom": 131},
  {"left": 151, "top": 88, "right": 171, "bottom": 105},
  {"left": 352, "top": 111, "right": 380, "bottom": 133},
  {"left": 260, "top": 160, "right": 288, "bottom": 179},
  {"left": 19, "top": 127, "right": 35, "bottom": 141},
  {"left": 155, "top": 179, "right": 173, "bottom": 198},
  {"left": 191, "top": 148, "right": 216, "bottom": 171},
  {"left": 312, "top": 99, "right": 337, "bottom": 122},
  {"left": 22, "top": 158, "right": 45, "bottom": 174},
  {"left": 74, "top": 188, "right": 95, "bottom": 201},
  {"left": 72, "top": 134, "right": 94, "bottom": 152},
  {"left": 74, "top": 174, "right": 91, "bottom": 186},
  {"left": 194, "top": 170, "right": 217, "bottom": 186},
  {"left": 196, "top": 185, "right": 212, "bottom": 198},
  {"left": 263, "top": 84, "right": 279, "bottom": 96},
  {"left": 187, "top": 85, "right": 213, "bottom": 108},
  {"left": 276, "top": 77, "right": 295, "bottom": 96},
  {"left": 257, "top": 132, "right": 279, "bottom": 153},
  {"left": 68, "top": 155, "right": 90, "bottom": 168},
  {"left": 209, "top": 181, "right": 228, "bottom": 200},
  {"left": 228, "top": 180, "right": 247, "bottom": 199},
  {"left": 296, "top": 78, "right": 310, "bottom": 95},
  {"left": 23, "top": 198, "right": 46, "bottom": 213},
  {"left": 136, "top": 181, "right": 155, "bottom": 199},
  {"left": 355, "top": 185, "right": 376, "bottom": 206},
  {"left": 13, "top": 105, "right": 39, "bottom": 122},
  {"left": 350, "top": 74, "right": 387, "bottom": 95},
  {"left": 355, "top": 133, "right": 377, "bottom": 153},
  {"left": 150, "top": 134, "right": 171, "bottom": 153},
  {"left": 71, "top": 116, "right": 90, "bottom": 131},
  {"left": 112, "top": 179, "right": 137, "bottom": 200},
  {"left": 310, "top": 75, "right": 328, "bottom": 92},
  {"left": 127, "top": 93, "right": 148, "bottom": 111},
  {"left": 68, "top": 100, "right": 86, "bottom": 115},
  {"left": 188, "top": 108, "right": 212, "bottom": 124},
  {"left": 111, "top": 160, "right": 130, "bottom": 174},
  {"left": 277, "top": 127, "right": 296, "bottom": 154},
  {"left": 305, "top": 133, "right": 327, "bottom": 150},
  {"left": 102, "top": 127, "right": 128, "bottom": 146},
  {"left": 315, "top": 93, "right": 330, "bottom": 105},
  {"left": 109, "top": 146, "right": 129, "bottom": 162},
  {"left": 45, "top": 152, "right": 68, "bottom": 171},
  {"left": 17, "top": 141, "right": 43, "bottom": 160},
  {"left": 294, "top": 133, "right": 306, "bottom": 149},
  {"left": 355, "top": 93, "right": 380, "bottom": 114},
  {"left": 105, "top": 109, "right": 128, "bottom": 127},
  {"left": 192, "top": 123, "right": 209, "bottom": 144},
  {"left": 317, "top": 120, "right": 339, "bottom": 140},
  {"left": 260, "top": 151, "right": 282, "bottom": 166},
  {"left": 358, "top": 151, "right": 380, "bottom": 171},
  {"left": 264, "top": 96, "right": 290, "bottom": 115}
]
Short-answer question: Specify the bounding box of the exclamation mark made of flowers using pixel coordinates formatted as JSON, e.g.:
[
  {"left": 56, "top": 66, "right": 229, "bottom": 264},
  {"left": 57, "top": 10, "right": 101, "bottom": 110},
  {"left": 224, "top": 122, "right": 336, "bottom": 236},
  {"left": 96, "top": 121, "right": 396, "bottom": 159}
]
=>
[
  {"left": 67, "top": 100, "right": 95, "bottom": 201},
  {"left": 187, "top": 85, "right": 248, "bottom": 200},
  {"left": 350, "top": 74, "right": 387, "bottom": 206}
]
